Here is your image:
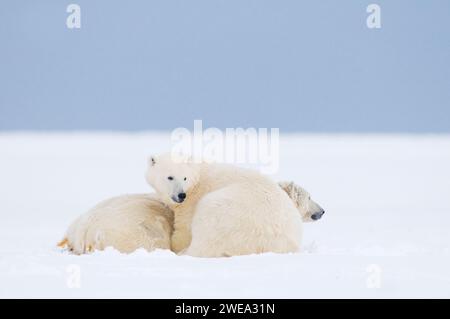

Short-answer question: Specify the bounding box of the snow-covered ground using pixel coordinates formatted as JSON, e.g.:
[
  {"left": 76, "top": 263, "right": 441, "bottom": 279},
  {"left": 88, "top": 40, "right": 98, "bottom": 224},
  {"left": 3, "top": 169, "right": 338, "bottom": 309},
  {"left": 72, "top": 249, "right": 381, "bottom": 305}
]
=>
[{"left": 1, "top": 133, "right": 450, "bottom": 298}]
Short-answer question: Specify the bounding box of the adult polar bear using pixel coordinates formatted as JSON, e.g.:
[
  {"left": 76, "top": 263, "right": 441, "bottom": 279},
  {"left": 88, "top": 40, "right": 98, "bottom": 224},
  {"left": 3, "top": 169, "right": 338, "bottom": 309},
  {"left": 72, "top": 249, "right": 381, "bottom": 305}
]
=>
[{"left": 146, "top": 153, "right": 305, "bottom": 257}]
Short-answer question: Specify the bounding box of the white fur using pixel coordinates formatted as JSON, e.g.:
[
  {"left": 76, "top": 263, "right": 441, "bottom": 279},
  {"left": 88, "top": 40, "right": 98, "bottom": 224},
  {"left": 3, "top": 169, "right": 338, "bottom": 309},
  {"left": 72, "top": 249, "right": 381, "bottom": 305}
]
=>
[
  {"left": 146, "top": 154, "right": 303, "bottom": 257},
  {"left": 59, "top": 194, "right": 173, "bottom": 254},
  {"left": 278, "top": 181, "right": 325, "bottom": 222},
  {"left": 59, "top": 154, "right": 322, "bottom": 256}
]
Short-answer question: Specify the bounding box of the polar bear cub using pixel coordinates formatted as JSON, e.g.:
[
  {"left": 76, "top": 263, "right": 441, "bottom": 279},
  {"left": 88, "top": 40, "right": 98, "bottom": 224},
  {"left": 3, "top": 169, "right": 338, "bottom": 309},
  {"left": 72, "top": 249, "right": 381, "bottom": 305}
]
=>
[
  {"left": 145, "top": 153, "right": 305, "bottom": 257},
  {"left": 58, "top": 194, "right": 173, "bottom": 254}
]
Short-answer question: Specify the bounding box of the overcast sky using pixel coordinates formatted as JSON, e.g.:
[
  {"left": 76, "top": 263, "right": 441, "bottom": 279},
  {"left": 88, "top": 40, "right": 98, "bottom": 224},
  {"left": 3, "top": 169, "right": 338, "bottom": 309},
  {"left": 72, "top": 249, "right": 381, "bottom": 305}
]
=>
[{"left": 0, "top": 1, "right": 449, "bottom": 132}]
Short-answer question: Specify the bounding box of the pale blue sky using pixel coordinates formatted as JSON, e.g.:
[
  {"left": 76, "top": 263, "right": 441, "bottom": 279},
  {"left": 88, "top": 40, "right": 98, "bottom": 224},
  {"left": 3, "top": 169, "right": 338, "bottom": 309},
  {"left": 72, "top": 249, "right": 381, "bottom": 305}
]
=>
[{"left": 0, "top": 1, "right": 449, "bottom": 132}]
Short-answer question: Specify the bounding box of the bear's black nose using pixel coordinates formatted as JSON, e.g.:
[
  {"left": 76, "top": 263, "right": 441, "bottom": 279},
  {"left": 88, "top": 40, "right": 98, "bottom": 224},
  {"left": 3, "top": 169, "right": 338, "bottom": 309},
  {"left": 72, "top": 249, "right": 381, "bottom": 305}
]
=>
[
  {"left": 178, "top": 192, "right": 186, "bottom": 201},
  {"left": 311, "top": 210, "right": 325, "bottom": 220}
]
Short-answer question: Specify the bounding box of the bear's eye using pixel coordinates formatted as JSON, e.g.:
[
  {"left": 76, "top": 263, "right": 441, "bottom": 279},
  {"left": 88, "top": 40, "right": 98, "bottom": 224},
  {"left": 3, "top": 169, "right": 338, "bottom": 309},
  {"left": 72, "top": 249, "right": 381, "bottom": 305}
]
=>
[
  {"left": 184, "top": 177, "right": 187, "bottom": 181},
  {"left": 168, "top": 176, "right": 174, "bottom": 180}
]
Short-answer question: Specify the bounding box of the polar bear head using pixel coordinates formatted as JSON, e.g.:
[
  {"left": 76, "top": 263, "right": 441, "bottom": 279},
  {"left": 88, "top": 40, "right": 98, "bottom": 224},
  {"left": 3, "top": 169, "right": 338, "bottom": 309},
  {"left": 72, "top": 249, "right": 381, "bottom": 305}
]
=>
[
  {"left": 146, "top": 153, "right": 200, "bottom": 205},
  {"left": 278, "top": 181, "right": 325, "bottom": 222}
]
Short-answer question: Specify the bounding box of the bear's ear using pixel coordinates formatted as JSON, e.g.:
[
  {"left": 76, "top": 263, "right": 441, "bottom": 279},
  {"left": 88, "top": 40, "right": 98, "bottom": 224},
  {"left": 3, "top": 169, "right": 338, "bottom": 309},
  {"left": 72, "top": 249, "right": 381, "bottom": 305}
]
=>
[
  {"left": 148, "top": 156, "right": 156, "bottom": 166},
  {"left": 278, "top": 181, "right": 292, "bottom": 194}
]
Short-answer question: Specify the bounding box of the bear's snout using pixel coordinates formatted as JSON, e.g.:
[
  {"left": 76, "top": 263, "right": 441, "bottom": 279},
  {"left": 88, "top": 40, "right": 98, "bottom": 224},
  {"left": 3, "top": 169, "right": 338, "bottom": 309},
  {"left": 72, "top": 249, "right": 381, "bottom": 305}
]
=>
[
  {"left": 311, "top": 210, "right": 325, "bottom": 220},
  {"left": 172, "top": 192, "right": 186, "bottom": 203}
]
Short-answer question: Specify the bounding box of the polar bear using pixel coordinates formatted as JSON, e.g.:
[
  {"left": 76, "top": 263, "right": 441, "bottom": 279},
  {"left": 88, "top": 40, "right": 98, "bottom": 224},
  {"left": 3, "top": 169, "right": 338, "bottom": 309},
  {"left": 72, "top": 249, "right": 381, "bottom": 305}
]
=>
[
  {"left": 58, "top": 180, "right": 323, "bottom": 255},
  {"left": 58, "top": 194, "right": 173, "bottom": 254},
  {"left": 278, "top": 181, "right": 325, "bottom": 222},
  {"left": 145, "top": 153, "right": 322, "bottom": 257}
]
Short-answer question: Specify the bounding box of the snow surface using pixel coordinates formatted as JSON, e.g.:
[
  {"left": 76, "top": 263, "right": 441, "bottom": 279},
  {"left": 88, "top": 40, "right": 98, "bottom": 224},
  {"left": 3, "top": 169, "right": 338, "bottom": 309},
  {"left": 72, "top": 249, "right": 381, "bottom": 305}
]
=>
[{"left": 1, "top": 133, "right": 450, "bottom": 298}]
